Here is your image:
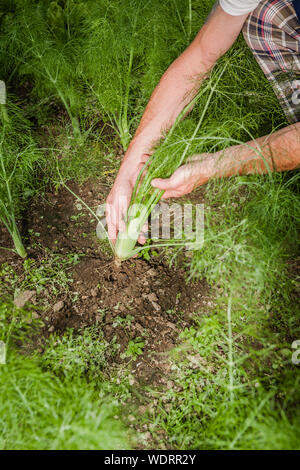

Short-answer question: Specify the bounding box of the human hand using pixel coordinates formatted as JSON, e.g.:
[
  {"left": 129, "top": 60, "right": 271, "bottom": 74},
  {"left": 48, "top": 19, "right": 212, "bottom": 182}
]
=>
[
  {"left": 151, "top": 153, "right": 213, "bottom": 199},
  {"left": 106, "top": 154, "right": 149, "bottom": 244}
]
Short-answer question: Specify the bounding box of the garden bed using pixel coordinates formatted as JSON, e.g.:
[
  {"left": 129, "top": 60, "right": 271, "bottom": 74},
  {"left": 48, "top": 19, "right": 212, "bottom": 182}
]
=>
[{"left": 0, "top": 179, "right": 211, "bottom": 386}]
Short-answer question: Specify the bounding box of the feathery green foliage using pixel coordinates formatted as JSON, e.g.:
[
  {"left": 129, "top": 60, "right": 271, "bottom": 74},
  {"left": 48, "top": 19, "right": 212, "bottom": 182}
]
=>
[
  {"left": 81, "top": 0, "right": 172, "bottom": 149},
  {"left": 0, "top": 353, "right": 131, "bottom": 450},
  {"left": 0, "top": 98, "right": 41, "bottom": 257},
  {"left": 1, "top": 0, "right": 86, "bottom": 136},
  {"left": 148, "top": 302, "right": 300, "bottom": 449}
]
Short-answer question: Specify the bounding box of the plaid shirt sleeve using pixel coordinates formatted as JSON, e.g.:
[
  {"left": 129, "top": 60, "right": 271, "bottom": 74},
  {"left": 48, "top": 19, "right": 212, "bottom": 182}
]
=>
[{"left": 243, "top": 0, "right": 300, "bottom": 123}]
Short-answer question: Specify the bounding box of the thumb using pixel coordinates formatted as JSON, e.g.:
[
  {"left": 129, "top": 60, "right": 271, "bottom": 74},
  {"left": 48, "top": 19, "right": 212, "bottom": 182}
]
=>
[{"left": 151, "top": 177, "right": 172, "bottom": 190}]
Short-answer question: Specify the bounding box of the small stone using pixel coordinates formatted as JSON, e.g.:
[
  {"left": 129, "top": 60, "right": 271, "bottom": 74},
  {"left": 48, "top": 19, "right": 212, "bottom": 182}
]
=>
[
  {"left": 152, "top": 302, "right": 161, "bottom": 312},
  {"left": 147, "top": 293, "right": 158, "bottom": 302},
  {"left": 91, "top": 287, "right": 98, "bottom": 297},
  {"left": 147, "top": 268, "right": 157, "bottom": 277},
  {"left": 166, "top": 321, "right": 176, "bottom": 330},
  {"left": 135, "top": 323, "right": 144, "bottom": 333},
  {"left": 14, "top": 290, "right": 36, "bottom": 309},
  {"left": 53, "top": 301, "right": 64, "bottom": 312},
  {"left": 48, "top": 326, "right": 54, "bottom": 332}
]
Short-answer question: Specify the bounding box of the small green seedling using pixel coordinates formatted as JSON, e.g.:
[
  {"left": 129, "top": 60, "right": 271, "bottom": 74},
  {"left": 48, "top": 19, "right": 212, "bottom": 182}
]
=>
[{"left": 121, "top": 338, "right": 145, "bottom": 360}]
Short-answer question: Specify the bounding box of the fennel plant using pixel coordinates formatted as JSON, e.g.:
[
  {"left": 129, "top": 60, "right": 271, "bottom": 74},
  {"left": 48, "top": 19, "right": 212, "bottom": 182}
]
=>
[
  {"left": 115, "top": 64, "right": 227, "bottom": 260},
  {"left": 81, "top": 0, "right": 172, "bottom": 150},
  {"left": 0, "top": 99, "right": 41, "bottom": 257},
  {"left": 1, "top": 0, "right": 85, "bottom": 137}
]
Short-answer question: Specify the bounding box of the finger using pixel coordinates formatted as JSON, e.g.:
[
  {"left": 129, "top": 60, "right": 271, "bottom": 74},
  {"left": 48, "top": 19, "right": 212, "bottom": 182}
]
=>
[
  {"left": 151, "top": 177, "right": 172, "bottom": 190},
  {"left": 161, "top": 190, "right": 181, "bottom": 199},
  {"left": 119, "top": 200, "right": 130, "bottom": 234},
  {"left": 106, "top": 218, "right": 117, "bottom": 244},
  {"left": 119, "top": 218, "right": 126, "bottom": 234},
  {"left": 138, "top": 222, "right": 148, "bottom": 244},
  {"left": 106, "top": 206, "right": 117, "bottom": 244},
  {"left": 140, "top": 153, "right": 151, "bottom": 164},
  {"left": 138, "top": 235, "right": 147, "bottom": 245}
]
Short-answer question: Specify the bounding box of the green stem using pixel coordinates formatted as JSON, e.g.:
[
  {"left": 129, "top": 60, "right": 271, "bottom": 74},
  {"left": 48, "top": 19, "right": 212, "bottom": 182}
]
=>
[
  {"left": 11, "top": 228, "right": 27, "bottom": 258},
  {"left": 188, "top": 0, "right": 192, "bottom": 41},
  {"left": 0, "top": 104, "right": 9, "bottom": 125},
  {"left": 227, "top": 295, "right": 234, "bottom": 402},
  {"left": 172, "top": 0, "right": 187, "bottom": 37},
  {"left": 0, "top": 139, "right": 27, "bottom": 258},
  {"left": 40, "top": 56, "right": 81, "bottom": 139},
  {"left": 56, "top": 87, "right": 81, "bottom": 138},
  {"left": 119, "top": 20, "right": 136, "bottom": 150}
]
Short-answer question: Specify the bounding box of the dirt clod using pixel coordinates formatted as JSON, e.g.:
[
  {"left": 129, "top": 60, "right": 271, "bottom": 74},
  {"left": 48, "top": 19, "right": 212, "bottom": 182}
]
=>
[
  {"left": 53, "top": 301, "right": 64, "bottom": 312},
  {"left": 14, "top": 290, "right": 36, "bottom": 309}
]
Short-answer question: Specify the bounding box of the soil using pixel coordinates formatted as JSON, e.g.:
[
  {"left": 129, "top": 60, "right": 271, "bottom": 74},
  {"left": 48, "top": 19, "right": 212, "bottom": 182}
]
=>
[{"left": 0, "top": 179, "right": 211, "bottom": 385}]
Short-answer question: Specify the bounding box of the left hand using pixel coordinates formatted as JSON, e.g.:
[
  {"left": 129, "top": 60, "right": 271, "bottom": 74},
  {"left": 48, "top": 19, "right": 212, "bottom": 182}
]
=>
[{"left": 151, "top": 153, "right": 214, "bottom": 199}]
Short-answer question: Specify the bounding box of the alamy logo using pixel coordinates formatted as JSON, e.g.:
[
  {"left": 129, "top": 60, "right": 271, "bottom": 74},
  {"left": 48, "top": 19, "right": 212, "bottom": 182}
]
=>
[
  {"left": 0, "top": 341, "right": 6, "bottom": 364},
  {"left": 97, "top": 201, "right": 204, "bottom": 250},
  {"left": 292, "top": 340, "right": 300, "bottom": 365},
  {"left": 292, "top": 80, "right": 300, "bottom": 106},
  {"left": 0, "top": 80, "right": 6, "bottom": 105}
]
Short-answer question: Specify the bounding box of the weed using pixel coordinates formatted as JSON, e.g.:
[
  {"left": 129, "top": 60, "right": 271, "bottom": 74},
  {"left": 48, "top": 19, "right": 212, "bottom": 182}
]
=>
[
  {"left": 121, "top": 338, "right": 145, "bottom": 361},
  {"left": 113, "top": 315, "right": 134, "bottom": 329},
  {"left": 20, "top": 248, "right": 80, "bottom": 296},
  {"left": 40, "top": 325, "right": 112, "bottom": 380}
]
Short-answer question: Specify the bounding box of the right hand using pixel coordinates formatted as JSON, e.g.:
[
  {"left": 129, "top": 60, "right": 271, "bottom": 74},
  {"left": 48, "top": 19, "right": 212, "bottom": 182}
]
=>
[{"left": 106, "top": 154, "right": 149, "bottom": 245}]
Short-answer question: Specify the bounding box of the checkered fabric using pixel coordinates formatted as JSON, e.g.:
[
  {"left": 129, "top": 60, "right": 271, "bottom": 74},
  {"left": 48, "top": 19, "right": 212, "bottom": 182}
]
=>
[{"left": 243, "top": 0, "right": 300, "bottom": 122}]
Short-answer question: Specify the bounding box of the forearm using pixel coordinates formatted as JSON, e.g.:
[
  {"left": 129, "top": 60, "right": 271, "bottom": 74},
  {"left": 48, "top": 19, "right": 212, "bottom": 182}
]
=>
[
  {"left": 209, "top": 123, "right": 300, "bottom": 179},
  {"left": 121, "top": 48, "right": 210, "bottom": 173},
  {"left": 120, "top": 5, "right": 248, "bottom": 175}
]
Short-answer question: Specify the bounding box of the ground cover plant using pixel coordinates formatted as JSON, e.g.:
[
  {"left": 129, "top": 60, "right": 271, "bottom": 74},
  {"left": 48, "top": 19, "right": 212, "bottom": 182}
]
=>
[{"left": 0, "top": 0, "right": 299, "bottom": 451}]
